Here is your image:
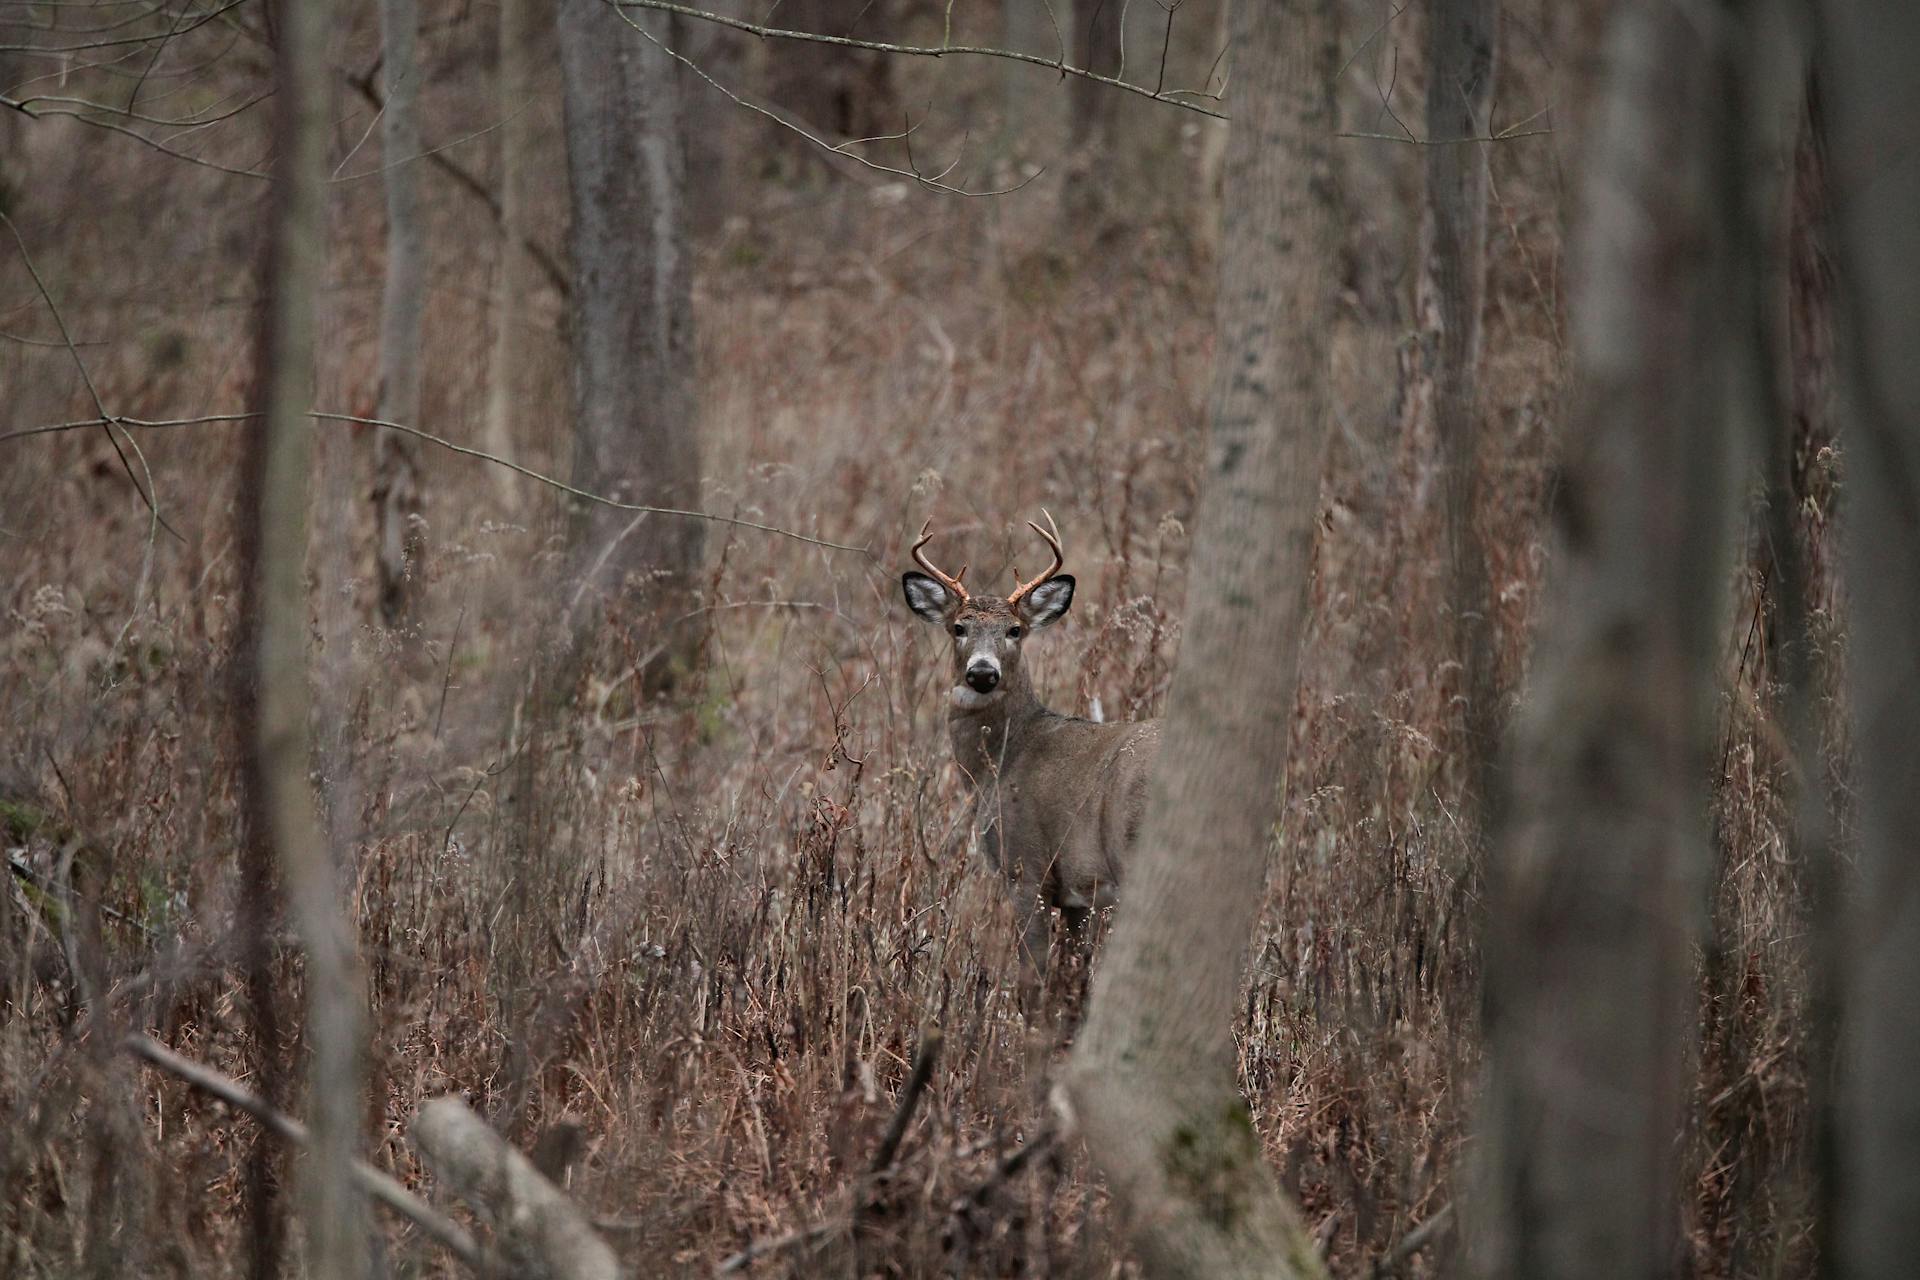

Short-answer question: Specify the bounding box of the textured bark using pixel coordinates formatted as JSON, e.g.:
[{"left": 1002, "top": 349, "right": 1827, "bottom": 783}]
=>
[
  {"left": 375, "top": 0, "right": 426, "bottom": 623},
  {"left": 1058, "top": 0, "right": 1338, "bottom": 1274},
  {"left": 1421, "top": 0, "right": 1499, "bottom": 826},
  {"left": 557, "top": 0, "right": 703, "bottom": 666},
  {"left": 1768, "top": 85, "right": 1845, "bottom": 1271},
  {"left": 242, "top": 0, "right": 368, "bottom": 1275},
  {"left": 1820, "top": 3, "right": 1920, "bottom": 1274},
  {"left": 484, "top": 0, "right": 541, "bottom": 512},
  {"left": 1473, "top": 5, "right": 1744, "bottom": 1277}
]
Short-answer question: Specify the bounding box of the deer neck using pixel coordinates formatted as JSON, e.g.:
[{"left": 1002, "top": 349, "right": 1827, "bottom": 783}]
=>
[{"left": 948, "top": 669, "right": 1049, "bottom": 788}]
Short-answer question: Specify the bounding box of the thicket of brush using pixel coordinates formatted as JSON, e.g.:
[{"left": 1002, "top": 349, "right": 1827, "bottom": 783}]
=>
[{"left": 1, "top": 3, "right": 1838, "bottom": 1275}]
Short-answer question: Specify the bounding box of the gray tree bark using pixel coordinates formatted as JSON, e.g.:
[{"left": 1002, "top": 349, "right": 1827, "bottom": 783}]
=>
[
  {"left": 375, "top": 0, "right": 426, "bottom": 623},
  {"left": 1058, "top": 0, "right": 1338, "bottom": 1274},
  {"left": 1060, "top": 0, "right": 1122, "bottom": 229},
  {"left": 484, "top": 0, "right": 541, "bottom": 513},
  {"left": 242, "top": 0, "right": 368, "bottom": 1275},
  {"left": 1819, "top": 2, "right": 1920, "bottom": 1274},
  {"left": 1472, "top": 3, "right": 1746, "bottom": 1276},
  {"left": 556, "top": 0, "right": 703, "bottom": 674},
  {"left": 1422, "top": 0, "right": 1499, "bottom": 826}
]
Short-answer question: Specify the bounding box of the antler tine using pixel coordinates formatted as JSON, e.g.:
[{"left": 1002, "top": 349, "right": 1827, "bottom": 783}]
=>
[
  {"left": 1007, "top": 510, "right": 1066, "bottom": 606},
  {"left": 911, "top": 519, "right": 970, "bottom": 602}
]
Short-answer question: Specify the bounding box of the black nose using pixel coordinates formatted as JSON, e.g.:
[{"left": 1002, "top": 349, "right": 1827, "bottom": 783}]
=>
[{"left": 966, "top": 666, "right": 999, "bottom": 693}]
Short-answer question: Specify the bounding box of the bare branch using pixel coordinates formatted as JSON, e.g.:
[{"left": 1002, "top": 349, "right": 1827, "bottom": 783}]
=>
[
  {"left": 125, "top": 1035, "right": 484, "bottom": 1270},
  {"left": 344, "top": 68, "right": 571, "bottom": 299},
  {"left": 0, "top": 411, "right": 871, "bottom": 554},
  {"left": 604, "top": 3, "right": 1043, "bottom": 197},
  {"left": 610, "top": 0, "right": 1227, "bottom": 119},
  {"left": 0, "top": 208, "right": 185, "bottom": 541}
]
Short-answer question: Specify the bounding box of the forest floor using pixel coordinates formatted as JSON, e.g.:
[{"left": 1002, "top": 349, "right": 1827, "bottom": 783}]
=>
[{"left": 0, "top": 5, "right": 1832, "bottom": 1274}]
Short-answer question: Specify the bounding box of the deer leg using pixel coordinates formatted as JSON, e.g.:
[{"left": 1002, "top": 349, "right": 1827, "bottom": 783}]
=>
[{"left": 1015, "top": 889, "right": 1052, "bottom": 1012}]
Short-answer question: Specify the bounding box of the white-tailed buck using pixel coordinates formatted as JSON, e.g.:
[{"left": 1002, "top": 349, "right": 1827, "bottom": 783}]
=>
[{"left": 903, "top": 516, "right": 1161, "bottom": 993}]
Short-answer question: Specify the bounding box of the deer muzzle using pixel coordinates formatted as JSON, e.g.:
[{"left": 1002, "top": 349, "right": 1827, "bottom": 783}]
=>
[{"left": 964, "top": 659, "right": 1001, "bottom": 693}]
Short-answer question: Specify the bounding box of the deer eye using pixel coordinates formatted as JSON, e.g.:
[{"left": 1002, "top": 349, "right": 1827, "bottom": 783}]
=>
[
  {"left": 1007, "top": 625, "right": 1023, "bottom": 639},
  {"left": 951, "top": 623, "right": 966, "bottom": 637}
]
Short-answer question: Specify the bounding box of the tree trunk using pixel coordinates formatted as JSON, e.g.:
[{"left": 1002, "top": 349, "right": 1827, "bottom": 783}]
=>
[
  {"left": 1820, "top": 3, "right": 1920, "bottom": 1274},
  {"left": 763, "top": 0, "right": 897, "bottom": 180},
  {"left": 484, "top": 0, "right": 540, "bottom": 512},
  {"left": 769, "top": 0, "right": 896, "bottom": 140},
  {"left": 1060, "top": 0, "right": 1122, "bottom": 230},
  {"left": 1472, "top": 3, "right": 1745, "bottom": 1276},
  {"left": 1059, "top": 0, "right": 1338, "bottom": 1274},
  {"left": 1000, "top": 0, "right": 1070, "bottom": 161},
  {"left": 242, "top": 0, "right": 368, "bottom": 1276},
  {"left": 1422, "top": 0, "right": 1499, "bottom": 827},
  {"left": 556, "top": 0, "right": 703, "bottom": 679},
  {"left": 375, "top": 0, "right": 425, "bottom": 623}
]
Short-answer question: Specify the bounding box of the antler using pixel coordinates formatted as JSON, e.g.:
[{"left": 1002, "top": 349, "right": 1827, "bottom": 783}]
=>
[
  {"left": 911, "top": 519, "right": 970, "bottom": 602},
  {"left": 1007, "top": 509, "right": 1065, "bottom": 607}
]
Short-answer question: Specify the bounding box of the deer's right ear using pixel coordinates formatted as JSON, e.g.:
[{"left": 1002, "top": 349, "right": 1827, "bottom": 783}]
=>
[{"left": 902, "top": 572, "right": 953, "bottom": 623}]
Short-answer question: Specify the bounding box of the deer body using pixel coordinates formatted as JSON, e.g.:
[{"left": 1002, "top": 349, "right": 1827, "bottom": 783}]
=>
[{"left": 904, "top": 518, "right": 1161, "bottom": 988}]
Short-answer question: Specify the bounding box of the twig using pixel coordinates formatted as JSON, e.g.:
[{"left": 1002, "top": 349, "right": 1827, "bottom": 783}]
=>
[
  {"left": 1336, "top": 126, "right": 1552, "bottom": 146},
  {"left": 434, "top": 603, "right": 468, "bottom": 739},
  {"left": 124, "top": 1034, "right": 485, "bottom": 1269},
  {"left": 718, "top": 1031, "right": 946, "bottom": 1273},
  {"left": 714, "top": 1219, "right": 840, "bottom": 1274},
  {"left": 868, "top": 1029, "right": 941, "bottom": 1173},
  {"left": 607, "top": 4, "right": 1042, "bottom": 198},
  {"left": 952, "top": 1124, "right": 1058, "bottom": 1211},
  {"left": 8, "top": 852, "right": 156, "bottom": 937},
  {"left": 0, "top": 209, "right": 183, "bottom": 542},
  {"left": 611, "top": 0, "right": 1227, "bottom": 119},
  {"left": 344, "top": 69, "right": 571, "bottom": 298},
  {"left": 0, "top": 411, "right": 870, "bottom": 555},
  {"left": 1372, "top": 1201, "right": 1454, "bottom": 1276}
]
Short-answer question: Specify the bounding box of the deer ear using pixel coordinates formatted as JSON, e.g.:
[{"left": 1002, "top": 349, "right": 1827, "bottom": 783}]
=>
[
  {"left": 1018, "top": 575, "right": 1074, "bottom": 628},
  {"left": 902, "top": 572, "right": 954, "bottom": 623}
]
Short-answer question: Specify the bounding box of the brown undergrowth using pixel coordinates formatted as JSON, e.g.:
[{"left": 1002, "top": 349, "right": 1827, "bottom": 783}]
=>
[{"left": 0, "top": 5, "right": 1837, "bottom": 1275}]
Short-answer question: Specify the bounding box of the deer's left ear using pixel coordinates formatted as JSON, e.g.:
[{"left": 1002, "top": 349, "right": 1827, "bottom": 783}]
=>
[{"left": 1017, "top": 575, "right": 1074, "bottom": 628}]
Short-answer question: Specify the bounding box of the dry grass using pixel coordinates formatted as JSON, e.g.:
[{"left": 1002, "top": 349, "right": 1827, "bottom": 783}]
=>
[{"left": 0, "top": 4, "right": 1836, "bottom": 1276}]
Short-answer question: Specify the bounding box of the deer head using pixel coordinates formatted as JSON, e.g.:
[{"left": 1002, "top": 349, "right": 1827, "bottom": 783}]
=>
[{"left": 903, "top": 514, "right": 1076, "bottom": 711}]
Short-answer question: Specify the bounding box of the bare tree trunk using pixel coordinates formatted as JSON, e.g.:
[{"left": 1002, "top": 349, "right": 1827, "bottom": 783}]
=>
[
  {"left": 1059, "top": 0, "right": 1338, "bottom": 1274},
  {"left": 242, "top": 0, "right": 368, "bottom": 1276},
  {"left": 1000, "top": 0, "right": 1070, "bottom": 160},
  {"left": 557, "top": 0, "right": 704, "bottom": 680},
  {"left": 1061, "top": 0, "right": 1122, "bottom": 230},
  {"left": 1819, "top": 3, "right": 1920, "bottom": 1274},
  {"left": 1422, "top": 0, "right": 1499, "bottom": 827},
  {"left": 1472, "top": 4, "right": 1745, "bottom": 1276},
  {"left": 374, "top": 0, "right": 425, "bottom": 623},
  {"left": 768, "top": 0, "right": 897, "bottom": 143},
  {"left": 484, "top": 0, "right": 540, "bottom": 512},
  {"left": 1776, "top": 81, "right": 1845, "bottom": 1273}
]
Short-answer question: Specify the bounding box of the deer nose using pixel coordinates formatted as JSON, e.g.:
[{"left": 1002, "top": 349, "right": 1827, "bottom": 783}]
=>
[{"left": 965, "top": 663, "right": 1000, "bottom": 693}]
